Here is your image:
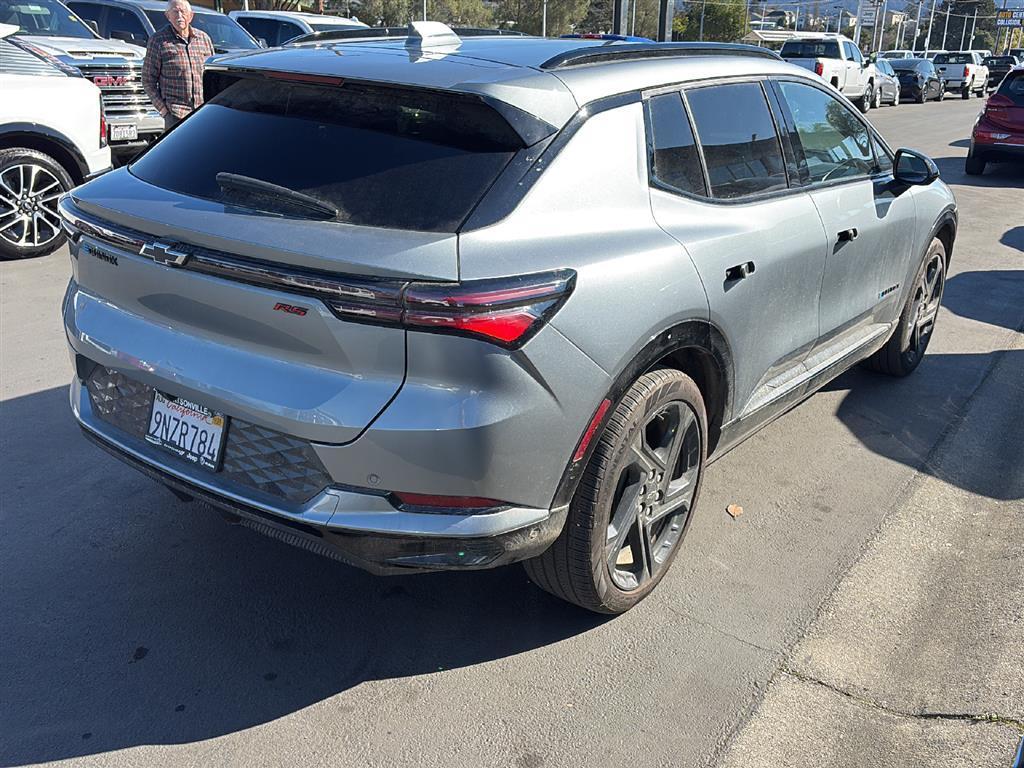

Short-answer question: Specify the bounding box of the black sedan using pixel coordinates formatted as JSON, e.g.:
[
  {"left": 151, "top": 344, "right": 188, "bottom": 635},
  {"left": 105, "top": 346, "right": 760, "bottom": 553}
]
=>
[
  {"left": 891, "top": 58, "right": 947, "bottom": 103},
  {"left": 985, "top": 55, "right": 1021, "bottom": 89}
]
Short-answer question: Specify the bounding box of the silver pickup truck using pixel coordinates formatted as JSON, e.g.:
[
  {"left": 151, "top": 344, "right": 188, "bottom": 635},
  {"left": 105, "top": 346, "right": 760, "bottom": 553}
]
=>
[{"left": 780, "top": 35, "right": 878, "bottom": 112}]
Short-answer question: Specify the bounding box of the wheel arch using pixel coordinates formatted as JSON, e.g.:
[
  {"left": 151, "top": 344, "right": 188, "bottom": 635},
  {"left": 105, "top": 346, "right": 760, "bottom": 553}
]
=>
[
  {"left": 0, "top": 125, "right": 90, "bottom": 185},
  {"left": 549, "top": 319, "right": 733, "bottom": 511}
]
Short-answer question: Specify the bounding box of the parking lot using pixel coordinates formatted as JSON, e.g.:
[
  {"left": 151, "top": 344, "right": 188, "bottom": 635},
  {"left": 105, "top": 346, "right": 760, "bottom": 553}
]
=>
[{"left": 1, "top": 95, "right": 1022, "bottom": 768}]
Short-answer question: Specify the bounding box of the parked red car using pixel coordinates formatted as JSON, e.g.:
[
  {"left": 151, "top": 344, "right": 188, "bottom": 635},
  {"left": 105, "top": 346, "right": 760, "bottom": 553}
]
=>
[{"left": 966, "top": 65, "right": 1024, "bottom": 175}]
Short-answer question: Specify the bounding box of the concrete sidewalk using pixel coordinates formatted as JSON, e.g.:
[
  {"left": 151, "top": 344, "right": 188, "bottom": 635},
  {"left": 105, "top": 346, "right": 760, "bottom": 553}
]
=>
[{"left": 720, "top": 336, "right": 1024, "bottom": 768}]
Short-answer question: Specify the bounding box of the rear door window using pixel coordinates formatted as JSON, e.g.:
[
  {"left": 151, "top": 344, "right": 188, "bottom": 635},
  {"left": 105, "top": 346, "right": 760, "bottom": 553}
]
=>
[
  {"left": 646, "top": 92, "right": 706, "bottom": 197},
  {"left": 129, "top": 77, "right": 525, "bottom": 232},
  {"left": 684, "top": 82, "right": 787, "bottom": 200}
]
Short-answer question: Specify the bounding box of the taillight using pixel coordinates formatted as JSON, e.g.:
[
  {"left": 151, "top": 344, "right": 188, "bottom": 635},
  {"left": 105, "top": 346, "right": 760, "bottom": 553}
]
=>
[
  {"left": 963, "top": 65, "right": 970, "bottom": 78},
  {"left": 814, "top": 61, "right": 824, "bottom": 77},
  {"left": 326, "top": 269, "right": 576, "bottom": 349},
  {"left": 99, "top": 96, "right": 107, "bottom": 148}
]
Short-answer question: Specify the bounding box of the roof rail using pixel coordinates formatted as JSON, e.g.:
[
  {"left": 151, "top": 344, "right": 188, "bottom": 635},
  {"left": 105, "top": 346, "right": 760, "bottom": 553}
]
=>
[
  {"left": 540, "top": 42, "right": 782, "bottom": 70},
  {"left": 286, "top": 25, "right": 526, "bottom": 46}
]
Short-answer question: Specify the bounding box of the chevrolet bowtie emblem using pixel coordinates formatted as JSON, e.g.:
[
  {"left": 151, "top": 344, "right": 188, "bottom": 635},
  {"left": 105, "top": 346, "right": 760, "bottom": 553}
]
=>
[{"left": 141, "top": 241, "right": 190, "bottom": 267}]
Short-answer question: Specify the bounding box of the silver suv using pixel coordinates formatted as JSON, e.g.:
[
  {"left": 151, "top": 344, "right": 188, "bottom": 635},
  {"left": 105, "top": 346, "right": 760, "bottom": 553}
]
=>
[{"left": 60, "top": 26, "right": 957, "bottom": 613}]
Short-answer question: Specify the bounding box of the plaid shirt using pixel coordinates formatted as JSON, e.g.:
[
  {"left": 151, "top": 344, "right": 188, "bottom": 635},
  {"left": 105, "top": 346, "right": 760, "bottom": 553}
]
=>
[{"left": 142, "top": 25, "right": 215, "bottom": 119}]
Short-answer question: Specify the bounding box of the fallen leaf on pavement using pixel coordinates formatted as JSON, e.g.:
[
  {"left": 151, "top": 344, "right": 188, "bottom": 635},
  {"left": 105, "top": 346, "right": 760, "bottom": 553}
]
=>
[{"left": 727, "top": 504, "right": 744, "bottom": 519}]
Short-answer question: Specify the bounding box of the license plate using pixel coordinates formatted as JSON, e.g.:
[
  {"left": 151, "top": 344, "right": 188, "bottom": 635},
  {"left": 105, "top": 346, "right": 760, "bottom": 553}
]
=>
[
  {"left": 110, "top": 124, "right": 138, "bottom": 141},
  {"left": 145, "top": 391, "right": 227, "bottom": 471}
]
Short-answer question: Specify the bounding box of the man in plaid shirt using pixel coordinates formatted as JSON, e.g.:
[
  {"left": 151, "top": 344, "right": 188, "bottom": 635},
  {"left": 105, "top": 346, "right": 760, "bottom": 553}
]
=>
[{"left": 142, "top": 0, "right": 215, "bottom": 131}]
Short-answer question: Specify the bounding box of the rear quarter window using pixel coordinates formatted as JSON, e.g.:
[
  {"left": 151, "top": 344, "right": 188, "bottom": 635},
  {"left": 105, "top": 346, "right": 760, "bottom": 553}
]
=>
[{"left": 129, "top": 77, "right": 525, "bottom": 232}]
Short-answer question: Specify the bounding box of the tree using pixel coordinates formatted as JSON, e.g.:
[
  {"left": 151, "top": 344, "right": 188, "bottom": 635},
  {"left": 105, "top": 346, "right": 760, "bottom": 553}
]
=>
[
  {"left": 933, "top": 0, "right": 996, "bottom": 51},
  {"left": 494, "top": 0, "right": 590, "bottom": 36},
  {"left": 579, "top": 0, "right": 612, "bottom": 32},
  {"left": 677, "top": 0, "right": 747, "bottom": 43}
]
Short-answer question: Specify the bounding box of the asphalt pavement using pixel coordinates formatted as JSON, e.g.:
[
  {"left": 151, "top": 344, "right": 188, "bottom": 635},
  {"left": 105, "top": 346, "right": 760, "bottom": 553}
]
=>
[{"left": 1, "top": 96, "right": 1022, "bottom": 768}]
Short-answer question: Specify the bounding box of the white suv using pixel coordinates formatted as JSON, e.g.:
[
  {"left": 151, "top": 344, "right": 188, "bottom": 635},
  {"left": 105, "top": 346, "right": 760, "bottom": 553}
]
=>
[{"left": 0, "top": 23, "right": 110, "bottom": 259}]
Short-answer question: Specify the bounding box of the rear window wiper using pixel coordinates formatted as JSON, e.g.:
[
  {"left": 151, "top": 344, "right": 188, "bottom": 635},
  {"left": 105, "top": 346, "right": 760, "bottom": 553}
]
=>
[{"left": 215, "top": 172, "right": 338, "bottom": 221}]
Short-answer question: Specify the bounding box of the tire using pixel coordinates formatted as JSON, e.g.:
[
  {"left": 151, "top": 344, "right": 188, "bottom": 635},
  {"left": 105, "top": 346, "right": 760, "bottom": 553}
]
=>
[
  {"left": 872, "top": 84, "right": 882, "bottom": 109},
  {"left": 965, "top": 153, "right": 986, "bottom": 175},
  {"left": 938, "top": 84, "right": 946, "bottom": 102},
  {"left": 863, "top": 238, "right": 946, "bottom": 377},
  {"left": 523, "top": 369, "right": 707, "bottom": 614},
  {"left": 0, "top": 147, "right": 73, "bottom": 261},
  {"left": 961, "top": 81, "right": 971, "bottom": 99},
  {"left": 892, "top": 88, "right": 900, "bottom": 106},
  {"left": 916, "top": 89, "right": 926, "bottom": 104},
  {"left": 858, "top": 87, "right": 872, "bottom": 113}
]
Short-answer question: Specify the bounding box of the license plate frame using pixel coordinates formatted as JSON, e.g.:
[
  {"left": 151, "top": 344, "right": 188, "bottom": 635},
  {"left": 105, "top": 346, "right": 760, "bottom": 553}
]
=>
[
  {"left": 145, "top": 391, "right": 228, "bottom": 472},
  {"left": 109, "top": 123, "right": 138, "bottom": 142}
]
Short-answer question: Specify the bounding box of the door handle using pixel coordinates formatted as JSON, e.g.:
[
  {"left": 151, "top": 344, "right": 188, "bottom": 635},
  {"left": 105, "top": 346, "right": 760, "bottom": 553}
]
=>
[
  {"left": 725, "top": 261, "right": 755, "bottom": 281},
  {"left": 837, "top": 228, "right": 859, "bottom": 243}
]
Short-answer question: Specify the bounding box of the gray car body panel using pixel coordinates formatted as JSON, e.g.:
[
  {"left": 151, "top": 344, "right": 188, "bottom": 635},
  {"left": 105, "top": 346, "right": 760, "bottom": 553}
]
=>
[{"left": 62, "top": 36, "right": 958, "bottom": 571}]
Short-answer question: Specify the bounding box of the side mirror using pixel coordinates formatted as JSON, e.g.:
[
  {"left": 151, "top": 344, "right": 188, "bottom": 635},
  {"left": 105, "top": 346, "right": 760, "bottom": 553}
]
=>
[
  {"left": 894, "top": 149, "right": 939, "bottom": 185},
  {"left": 86, "top": 19, "right": 99, "bottom": 34},
  {"left": 258, "top": 37, "right": 268, "bottom": 47}
]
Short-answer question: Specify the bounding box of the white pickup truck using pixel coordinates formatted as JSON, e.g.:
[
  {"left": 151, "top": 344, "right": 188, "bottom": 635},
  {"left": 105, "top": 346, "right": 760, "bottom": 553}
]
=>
[
  {"left": 779, "top": 35, "right": 878, "bottom": 113},
  {"left": 933, "top": 51, "right": 990, "bottom": 98},
  {"left": 0, "top": 23, "right": 111, "bottom": 260}
]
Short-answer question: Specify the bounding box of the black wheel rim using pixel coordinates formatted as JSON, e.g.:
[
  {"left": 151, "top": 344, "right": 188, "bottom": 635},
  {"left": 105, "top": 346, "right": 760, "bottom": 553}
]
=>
[
  {"left": 901, "top": 250, "right": 945, "bottom": 367},
  {"left": 606, "top": 401, "right": 701, "bottom": 592}
]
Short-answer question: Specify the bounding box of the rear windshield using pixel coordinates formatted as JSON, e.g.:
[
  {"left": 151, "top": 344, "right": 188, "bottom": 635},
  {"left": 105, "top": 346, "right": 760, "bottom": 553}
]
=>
[
  {"left": 985, "top": 57, "right": 1016, "bottom": 66},
  {"left": 998, "top": 71, "right": 1024, "bottom": 105},
  {"left": 129, "top": 77, "right": 524, "bottom": 232},
  {"left": 892, "top": 60, "right": 928, "bottom": 72},
  {"left": 780, "top": 41, "right": 840, "bottom": 59},
  {"left": 934, "top": 53, "right": 972, "bottom": 64}
]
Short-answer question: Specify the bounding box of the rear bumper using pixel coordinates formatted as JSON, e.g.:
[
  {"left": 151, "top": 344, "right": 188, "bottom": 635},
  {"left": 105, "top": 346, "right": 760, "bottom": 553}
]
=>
[
  {"left": 971, "top": 140, "right": 1024, "bottom": 162},
  {"left": 71, "top": 375, "right": 566, "bottom": 573}
]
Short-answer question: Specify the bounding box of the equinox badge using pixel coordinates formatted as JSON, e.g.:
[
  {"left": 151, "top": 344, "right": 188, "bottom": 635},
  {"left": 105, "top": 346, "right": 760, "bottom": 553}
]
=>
[{"left": 141, "top": 242, "right": 190, "bottom": 267}]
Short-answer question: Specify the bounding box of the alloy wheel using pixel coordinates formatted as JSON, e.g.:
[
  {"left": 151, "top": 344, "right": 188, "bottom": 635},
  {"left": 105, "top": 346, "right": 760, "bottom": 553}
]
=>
[
  {"left": 606, "top": 400, "right": 701, "bottom": 592},
  {"left": 0, "top": 164, "right": 65, "bottom": 250},
  {"left": 901, "top": 250, "right": 945, "bottom": 367}
]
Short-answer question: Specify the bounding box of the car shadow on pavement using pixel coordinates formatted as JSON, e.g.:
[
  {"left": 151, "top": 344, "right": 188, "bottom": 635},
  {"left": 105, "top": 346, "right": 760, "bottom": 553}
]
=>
[
  {"left": 932, "top": 155, "right": 1024, "bottom": 188},
  {"left": 0, "top": 386, "right": 609, "bottom": 767},
  {"left": 1001, "top": 226, "right": 1024, "bottom": 253},
  {"left": 948, "top": 138, "right": 971, "bottom": 148},
  {"left": 824, "top": 349, "right": 1024, "bottom": 502},
  {"left": 943, "top": 269, "right": 1024, "bottom": 331}
]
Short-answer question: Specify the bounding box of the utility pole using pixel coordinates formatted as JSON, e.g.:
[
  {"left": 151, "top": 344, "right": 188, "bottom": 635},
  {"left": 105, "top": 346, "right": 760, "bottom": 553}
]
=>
[
  {"left": 630, "top": 0, "right": 637, "bottom": 36},
  {"left": 878, "top": 0, "right": 888, "bottom": 51},
  {"left": 967, "top": 6, "right": 977, "bottom": 48},
  {"left": 699, "top": 0, "right": 707, "bottom": 40},
  {"left": 941, "top": 1, "right": 950, "bottom": 49},
  {"left": 542, "top": 0, "right": 547, "bottom": 36},
  {"left": 913, "top": 0, "right": 923, "bottom": 50},
  {"left": 924, "top": 0, "right": 938, "bottom": 52}
]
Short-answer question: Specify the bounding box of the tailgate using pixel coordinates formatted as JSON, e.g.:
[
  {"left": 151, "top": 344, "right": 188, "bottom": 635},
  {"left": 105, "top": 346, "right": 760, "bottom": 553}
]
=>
[{"left": 63, "top": 172, "right": 459, "bottom": 444}]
